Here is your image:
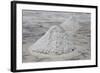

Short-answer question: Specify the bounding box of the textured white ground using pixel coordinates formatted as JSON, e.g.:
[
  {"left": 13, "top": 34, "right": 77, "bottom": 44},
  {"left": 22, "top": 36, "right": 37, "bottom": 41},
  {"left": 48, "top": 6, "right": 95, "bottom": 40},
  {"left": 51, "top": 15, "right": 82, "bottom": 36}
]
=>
[{"left": 22, "top": 10, "right": 91, "bottom": 63}]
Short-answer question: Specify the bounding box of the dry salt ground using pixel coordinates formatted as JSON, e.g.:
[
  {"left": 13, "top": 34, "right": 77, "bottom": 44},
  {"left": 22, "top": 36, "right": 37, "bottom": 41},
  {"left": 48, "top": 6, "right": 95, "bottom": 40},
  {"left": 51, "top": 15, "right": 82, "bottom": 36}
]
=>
[{"left": 22, "top": 10, "right": 91, "bottom": 63}]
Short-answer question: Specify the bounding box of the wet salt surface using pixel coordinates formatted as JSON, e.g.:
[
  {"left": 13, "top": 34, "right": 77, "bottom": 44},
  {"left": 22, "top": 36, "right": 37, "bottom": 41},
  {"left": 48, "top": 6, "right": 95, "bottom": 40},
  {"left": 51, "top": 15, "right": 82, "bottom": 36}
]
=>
[{"left": 22, "top": 10, "right": 91, "bottom": 63}]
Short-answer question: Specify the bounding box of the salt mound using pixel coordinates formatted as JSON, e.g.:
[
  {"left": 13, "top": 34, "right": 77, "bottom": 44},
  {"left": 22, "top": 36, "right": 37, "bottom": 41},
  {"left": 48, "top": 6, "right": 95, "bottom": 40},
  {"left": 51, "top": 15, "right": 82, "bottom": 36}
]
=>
[
  {"left": 29, "top": 25, "right": 74, "bottom": 55},
  {"left": 60, "top": 16, "right": 80, "bottom": 35}
]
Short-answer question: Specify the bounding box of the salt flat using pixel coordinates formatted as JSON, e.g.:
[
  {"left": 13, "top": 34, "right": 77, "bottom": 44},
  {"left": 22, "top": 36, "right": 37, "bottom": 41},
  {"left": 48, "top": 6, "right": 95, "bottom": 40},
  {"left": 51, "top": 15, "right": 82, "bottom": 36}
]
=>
[{"left": 22, "top": 10, "right": 91, "bottom": 63}]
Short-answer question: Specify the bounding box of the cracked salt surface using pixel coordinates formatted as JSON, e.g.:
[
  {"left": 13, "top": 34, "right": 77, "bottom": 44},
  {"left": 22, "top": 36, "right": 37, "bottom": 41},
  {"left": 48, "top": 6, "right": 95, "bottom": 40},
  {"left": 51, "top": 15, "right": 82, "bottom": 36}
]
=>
[{"left": 22, "top": 10, "right": 91, "bottom": 62}]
